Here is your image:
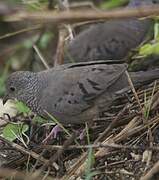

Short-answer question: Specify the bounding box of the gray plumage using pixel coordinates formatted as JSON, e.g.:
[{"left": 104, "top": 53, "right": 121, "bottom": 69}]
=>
[
  {"left": 64, "top": 0, "right": 154, "bottom": 63},
  {"left": 3, "top": 61, "right": 159, "bottom": 124}
]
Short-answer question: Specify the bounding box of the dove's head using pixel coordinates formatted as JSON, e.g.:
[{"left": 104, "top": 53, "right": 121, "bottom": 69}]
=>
[{"left": 3, "top": 71, "right": 39, "bottom": 107}]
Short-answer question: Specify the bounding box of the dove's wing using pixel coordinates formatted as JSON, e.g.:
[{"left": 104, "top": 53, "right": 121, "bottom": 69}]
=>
[
  {"left": 64, "top": 0, "right": 153, "bottom": 63},
  {"left": 39, "top": 63, "right": 127, "bottom": 116},
  {"left": 64, "top": 18, "right": 151, "bottom": 63}
]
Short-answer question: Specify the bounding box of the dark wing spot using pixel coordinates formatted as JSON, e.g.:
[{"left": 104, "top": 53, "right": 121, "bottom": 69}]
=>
[
  {"left": 92, "top": 86, "right": 101, "bottom": 91},
  {"left": 92, "top": 68, "right": 97, "bottom": 71},
  {"left": 91, "top": 68, "right": 104, "bottom": 72},
  {"left": 83, "top": 93, "right": 97, "bottom": 101},
  {"left": 103, "top": 42, "right": 114, "bottom": 55},
  {"left": 87, "top": 78, "right": 99, "bottom": 86},
  {"left": 87, "top": 78, "right": 101, "bottom": 91},
  {"left": 121, "top": 40, "right": 126, "bottom": 45},
  {"left": 58, "top": 97, "right": 63, "bottom": 102},
  {"left": 64, "top": 91, "right": 69, "bottom": 95},
  {"left": 96, "top": 45, "right": 103, "bottom": 55},
  {"left": 98, "top": 68, "right": 105, "bottom": 71},
  {"left": 111, "top": 38, "right": 118, "bottom": 44},
  {"left": 78, "top": 82, "right": 89, "bottom": 95},
  {"left": 78, "top": 82, "right": 97, "bottom": 102},
  {"left": 74, "top": 100, "right": 79, "bottom": 104},
  {"left": 84, "top": 46, "right": 91, "bottom": 57},
  {"left": 68, "top": 100, "right": 72, "bottom": 104}
]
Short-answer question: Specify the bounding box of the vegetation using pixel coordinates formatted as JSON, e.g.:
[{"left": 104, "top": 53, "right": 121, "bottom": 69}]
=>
[{"left": 0, "top": 0, "right": 159, "bottom": 179}]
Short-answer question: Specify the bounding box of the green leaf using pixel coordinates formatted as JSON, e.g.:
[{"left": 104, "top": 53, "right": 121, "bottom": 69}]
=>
[
  {"left": 153, "top": 43, "right": 159, "bottom": 54},
  {"left": 2, "top": 123, "right": 29, "bottom": 142},
  {"left": 100, "top": 0, "right": 128, "bottom": 9},
  {"left": 23, "top": 36, "right": 38, "bottom": 49},
  {"left": 33, "top": 116, "right": 46, "bottom": 124},
  {"left": 154, "top": 22, "right": 159, "bottom": 40},
  {"left": 139, "top": 44, "right": 154, "bottom": 56},
  {"left": 39, "top": 32, "right": 54, "bottom": 49},
  {"left": 85, "top": 148, "right": 97, "bottom": 180},
  {"left": 15, "top": 101, "right": 31, "bottom": 114},
  {"left": 139, "top": 42, "right": 159, "bottom": 56},
  {"left": 22, "top": 0, "right": 48, "bottom": 11}
]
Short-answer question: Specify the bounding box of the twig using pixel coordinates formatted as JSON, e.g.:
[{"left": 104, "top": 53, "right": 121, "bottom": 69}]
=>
[
  {"left": 5, "top": 5, "right": 159, "bottom": 23},
  {"left": 0, "top": 168, "right": 40, "bottom": 180},
  {"left": 140, "top": 160, "right": 159, "bottom": 180},
  {"left": 54, "top": 0, "right": 73, "bottom": 66},
  {"left": 125, "top": 71, "right": 143, "bottom": 113},
  {"left": 62, "top": 115, "right": 159, "bottom": 179},
  {"left": 37, "top": 132, "right": 77, "bottom": 178},
  {"left": 94, "top": 159, "right": 138, "bottom": 171},
  {"left": 0, "top": 136, "right": 58, "bottom": 170},
  {"left": 95, "top": 104, "right": 129, "bottom": 143},
  {"left": 33, "top": 45, "right": 50, "bottom": 69},
  {"left": 0, "top": 24, "right": 41, "bottom": 40},
  {"left": 42, "top": 142, "right": 159, "bottom": 152},
  {"left": 54, "top": 26, "right": 67, "bottom": 66}
]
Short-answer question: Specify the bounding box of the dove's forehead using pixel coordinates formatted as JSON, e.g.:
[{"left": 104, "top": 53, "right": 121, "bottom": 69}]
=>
[{"left": 6, "top": 71, "right": 33, "bottom": 86}]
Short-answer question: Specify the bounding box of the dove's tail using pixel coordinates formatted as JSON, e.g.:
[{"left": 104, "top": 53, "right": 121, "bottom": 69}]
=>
[{"left": 130, "top": 69, "right": 159, "bottom": 86}]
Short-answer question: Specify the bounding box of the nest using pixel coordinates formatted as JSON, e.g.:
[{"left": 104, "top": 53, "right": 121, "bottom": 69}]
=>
[{"left": 0, "top": 80, "right": 159, "bottom": 180}]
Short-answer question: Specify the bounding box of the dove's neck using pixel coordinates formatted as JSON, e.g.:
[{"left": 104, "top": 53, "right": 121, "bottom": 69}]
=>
[
  {"left": 19, "top": 74, "right": 42, "bottom": 114},
  {"left": 37, "top": 71, "right": 50, "bottom": 89}
]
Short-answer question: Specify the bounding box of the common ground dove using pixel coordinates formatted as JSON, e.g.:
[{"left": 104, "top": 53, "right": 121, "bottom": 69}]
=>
[
  {"left": 64, "top": 0, "right": 155, "bottom": 63},
  {"left": 3, "top": 61, "right": 159, "bottom": 125}
]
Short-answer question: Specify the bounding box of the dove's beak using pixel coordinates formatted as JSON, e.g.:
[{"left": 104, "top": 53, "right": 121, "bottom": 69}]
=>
[{"left": 3, "top": 94, "right": 9, "bottom": 105}]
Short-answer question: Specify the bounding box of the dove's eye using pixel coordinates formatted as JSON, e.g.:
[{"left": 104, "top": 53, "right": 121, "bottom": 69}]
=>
[{"left": 10, "top": 86, "right": 16, "bottom": 92}]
